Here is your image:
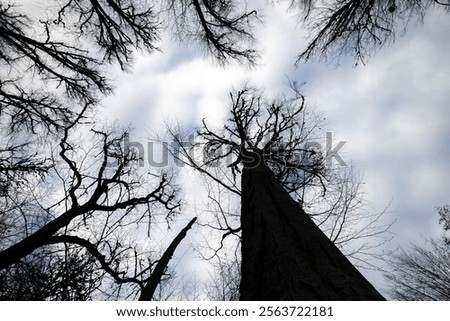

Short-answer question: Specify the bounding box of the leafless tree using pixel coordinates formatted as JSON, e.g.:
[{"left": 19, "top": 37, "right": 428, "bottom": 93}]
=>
[
  {"left": 0, "top": 109, "right": 202, "bottom": 299},
  {"left": 289, "top": 0, "right": 450, "bottom": 64},
  {"left": 386, "top": 238, "right": 450, "bottom": 300},
  {"left": 170, "top": 83, "right": 390, "bottom": 256},
  {"left": 385, "top": 206, "right": 450, "bottom": 300},
  {"left": 163, "top": 0, "right": 260, "bottom": 65},
  {"left": 0, "top": 245, "right": 102, "bottom": 300},
  {"left": 49, "top": 0, "right": 160, "bottom": 70},
  {"left": 167, "top": 83, "right": 391, "bottom": 300},
  {"left": 0, "top": 0, "right": 156, "bottom": 193}
]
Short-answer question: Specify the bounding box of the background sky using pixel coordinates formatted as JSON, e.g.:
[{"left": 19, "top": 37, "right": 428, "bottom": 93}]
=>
[{"left": 21, "top": 0, "right": 450, "bottom": 298}]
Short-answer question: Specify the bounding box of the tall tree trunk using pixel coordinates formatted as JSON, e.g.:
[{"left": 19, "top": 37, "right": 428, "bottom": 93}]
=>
[{"left": 239, "top": 158, "right": 385, "bottom": 300}]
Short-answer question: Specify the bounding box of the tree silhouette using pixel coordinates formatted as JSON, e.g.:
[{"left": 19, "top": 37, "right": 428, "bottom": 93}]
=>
[
  {"left": 385, "top": 205, "right": 450, "bottom": 300},
  {"left": 165, "top": 0, "right": 259, "bottom": 64},
  {"left": 0, "top": 109, "right": 200, "bottom": 299},
  {"left": 291, "top": 0, "right": 450, "bottom": 64},
  {"left": 169, "top": 84, "right": 389, "bottom": 299},
  {"left": 0, "top": 245, "right": 101, "bottom": 300}
]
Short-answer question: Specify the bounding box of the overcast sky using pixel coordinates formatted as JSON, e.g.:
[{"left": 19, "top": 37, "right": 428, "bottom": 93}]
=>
[
  {"left": 19, "top": 0, "right": 450, "bottom": 298},
  {"left": 98, "top": 2, "right": 450, "bottom": 297}
]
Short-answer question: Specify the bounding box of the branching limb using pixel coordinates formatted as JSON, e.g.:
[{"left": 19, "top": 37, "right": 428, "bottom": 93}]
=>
[{"left": 139, "top": 217, "right": 197, "bottom": 300}]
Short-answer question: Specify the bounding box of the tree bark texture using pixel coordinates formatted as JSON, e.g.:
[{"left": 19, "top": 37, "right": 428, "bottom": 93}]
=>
[{"left": 239, "top": 161, "right": 385, "bottom": 300}]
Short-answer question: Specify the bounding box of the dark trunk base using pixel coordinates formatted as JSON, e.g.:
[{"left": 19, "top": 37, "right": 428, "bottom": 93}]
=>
[{"left": 240, "top": 163, "right": 385, "bottom": 301}]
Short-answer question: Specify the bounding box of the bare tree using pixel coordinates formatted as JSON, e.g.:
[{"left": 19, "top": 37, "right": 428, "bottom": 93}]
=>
[
  {"left": 386, "top": 239, "right": 450, "bottom": 300},
  {"left": 168, "top": 84, "right": 390, "bottom": 299},
  {"left": 0, "top": 109, "right": 202, "bottom": 299},
  {"left": 49, "top": 0, "right": 160, "bottom": 70},
  {"left": 0, "top": 0, "right": 155, "bottom": 195},
  {"left": 289, "top": 0, "right": 450, "bottom": 64},
  {"left": 170, "top": 84, "right": 390, "bottom": 256},
  {"left": 163, "top": 0, "right": 260, "bottom": 65},
  {"left": 0, "top": 245, "right": 102, "bottom": 300},
  {"left": 385, "top": 206, "right": 450, "bottom": 300}
]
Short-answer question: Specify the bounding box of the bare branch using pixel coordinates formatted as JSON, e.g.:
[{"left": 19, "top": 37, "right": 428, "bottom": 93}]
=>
[
  {"left": 139, "top": 217, "right": 197, "bottom": 300},
  {"left": 164, "top": 0, "right": 260, "bottom": 65},
  {"left": 294, "top": 0, "right": 450, "bottom": 64},
  {"left": 47, "top": 235, "right": 144, "bottom": 286}
]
